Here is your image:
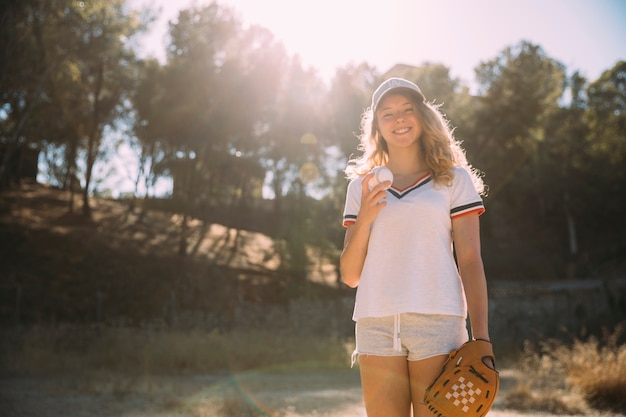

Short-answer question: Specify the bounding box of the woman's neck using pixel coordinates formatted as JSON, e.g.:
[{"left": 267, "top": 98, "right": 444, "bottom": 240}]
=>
[
  {"left": 386, "top": 149, "right": 428, "bottom": 177},
  {"left": 385, "top": 151, "right": 429, "bottom": 189}
]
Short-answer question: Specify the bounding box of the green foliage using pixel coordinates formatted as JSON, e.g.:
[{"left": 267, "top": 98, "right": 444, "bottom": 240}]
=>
[
  {"left": 472, "top": 41, "right": 566, "bottom": 196},
  {"left": 586, "top": 61, "right": 626, "bottom": 165},
  {"left": 0, "top": 0, "right": 146, "bottom": 216},
  {"left": 1, "top": 1, "right": 625, "bottom": 312}
]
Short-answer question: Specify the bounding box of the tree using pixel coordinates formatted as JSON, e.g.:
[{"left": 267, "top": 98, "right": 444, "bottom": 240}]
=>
[
  {"left": 129, "top": 58, "right": 168, "bottom": 202},
  {"left": 581, "top": 61, "right": 626, "bottom": 267},
  {"left": 326, "top": 63, "right": 378, "bottom": 162},
  {"left": 0, "top": 0, "right": 68, "bottom": 188},
  {"left": 256, "top": 57, "right": 327, "bottom": 279},
  {"left": 67, "top": 0, "right": 144, "bottom": 216},
  {"left": 0, "top": 0, "right": 146, "bottom": 216},
  {"left": 586, "top": 61, "right": 626, "bottom": 165},
  {"left": 465, "top": 41, "right": 569, "bottom": 279},
  {"left": 472, "top": 40, "right": 566, "bottom": 197},
  {"left": 149, "top": 2, "right": 289, "bottom": 254},
  {"left": 539, "top": 71, "right": 591, "bottom": 276}
]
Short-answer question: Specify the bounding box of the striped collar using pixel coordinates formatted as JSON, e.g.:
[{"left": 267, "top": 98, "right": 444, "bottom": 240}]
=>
[{"left": 388, "top": 174, "right": 432, "bottom": 199}]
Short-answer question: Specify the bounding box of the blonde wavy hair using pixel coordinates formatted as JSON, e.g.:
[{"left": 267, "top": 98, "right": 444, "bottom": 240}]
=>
[{"left": 345, "top": 92, "right": 485, "bottom": 195}]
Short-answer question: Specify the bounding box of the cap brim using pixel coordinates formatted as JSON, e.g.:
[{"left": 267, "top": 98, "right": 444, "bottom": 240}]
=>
[{"left": 374, "top": 87, "right": 425, "bottom": 111}]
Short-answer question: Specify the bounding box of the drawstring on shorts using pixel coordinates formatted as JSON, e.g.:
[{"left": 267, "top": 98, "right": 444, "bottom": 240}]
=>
[
  {"left": 352, "top": 314, "right": 404, "bottom": 367},
  {"left": 351, "top": 350, "right": 358, "bottom": 367},
  {"left": 393, "top": 314, "right": 402, "bottom": 352}
]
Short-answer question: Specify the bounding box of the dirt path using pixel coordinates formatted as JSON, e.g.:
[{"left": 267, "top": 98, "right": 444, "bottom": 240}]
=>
[{"left": 1, "top": 369, "right": 622, "bottom": 417}]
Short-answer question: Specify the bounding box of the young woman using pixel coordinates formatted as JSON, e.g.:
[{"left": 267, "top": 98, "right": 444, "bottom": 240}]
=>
[{"left": 340, "top": 77, "right": 491, "bottom": 417}]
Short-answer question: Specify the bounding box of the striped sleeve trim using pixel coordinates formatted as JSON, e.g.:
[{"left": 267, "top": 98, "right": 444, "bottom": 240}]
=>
[
  {"left": 450, "top": 201, "right": 485, "bottom": 218},
  {"left": 343, "top": 214, "right": 357, "bottom": 227}
]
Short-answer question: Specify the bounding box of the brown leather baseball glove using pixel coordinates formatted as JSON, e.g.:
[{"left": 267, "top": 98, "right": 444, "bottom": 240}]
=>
[{"left": 423, "top": 339, "right": 499, "bottom": 417}]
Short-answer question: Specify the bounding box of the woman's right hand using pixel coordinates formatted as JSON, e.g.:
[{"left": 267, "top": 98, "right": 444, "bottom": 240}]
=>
[{"left": 358, "top": 172, "right": 390, "bottom": 227}]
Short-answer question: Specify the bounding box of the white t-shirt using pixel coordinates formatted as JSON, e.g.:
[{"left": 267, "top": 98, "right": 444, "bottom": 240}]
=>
[{"left": 342, "top": 166, "right": 485, "bottom": 321}]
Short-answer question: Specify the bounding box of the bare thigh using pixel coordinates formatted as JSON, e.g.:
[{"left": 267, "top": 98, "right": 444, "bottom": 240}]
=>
[
  {"left": 408, "top": 354, "right": 449, "bottom": 417},
  {"left": 359, "top": 355, "right": 411, "bottom": 417}
]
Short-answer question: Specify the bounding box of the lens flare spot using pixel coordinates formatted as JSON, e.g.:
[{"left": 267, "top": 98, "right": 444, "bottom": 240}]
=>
[
  {"left": 299, "top": 162, "right": 319, "bottom": 184},
  {"left": 300, "top": 133, "right": 317, "bottom": 145}
]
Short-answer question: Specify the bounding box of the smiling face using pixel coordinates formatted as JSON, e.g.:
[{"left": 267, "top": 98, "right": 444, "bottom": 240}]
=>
[{"left": 375, "top": 92, "right": 423, "bottom": 152}]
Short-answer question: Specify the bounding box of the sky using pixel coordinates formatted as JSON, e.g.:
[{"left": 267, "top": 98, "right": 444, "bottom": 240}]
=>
[
  {"left": 132, "top": 0, "right": 626, "bottom": 88},
  {"left": 116, "top": 0, "right": 626, "bottom": 198}
]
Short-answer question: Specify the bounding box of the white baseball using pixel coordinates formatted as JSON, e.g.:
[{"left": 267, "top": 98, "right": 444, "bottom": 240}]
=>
[{"left": 369, "top": 166, "right": 394, "bottom": 190}]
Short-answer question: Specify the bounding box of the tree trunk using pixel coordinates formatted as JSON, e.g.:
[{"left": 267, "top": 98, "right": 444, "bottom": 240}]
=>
[{"left": 82, "top": 61, "right": 105, "bottom": 218}]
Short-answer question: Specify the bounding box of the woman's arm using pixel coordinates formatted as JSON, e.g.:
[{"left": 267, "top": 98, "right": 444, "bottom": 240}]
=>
[
  {"left": 452, "top": 213, "right": 490, "bottom": 341},
  {"left": 340, "top": 175, "right": 389, "bottom": 288}
]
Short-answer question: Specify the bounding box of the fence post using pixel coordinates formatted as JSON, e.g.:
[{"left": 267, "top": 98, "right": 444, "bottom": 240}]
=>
[
  {"left": 96, "top": 289, "right": 102, "bottom": 323},
  {"left": 15, "top": 284, "right": 21, "bottom": 325}
]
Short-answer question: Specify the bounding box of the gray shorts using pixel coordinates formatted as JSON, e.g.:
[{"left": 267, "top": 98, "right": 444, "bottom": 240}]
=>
[{"left": 353, "top": 313, "right": 468, "bottom": 364}]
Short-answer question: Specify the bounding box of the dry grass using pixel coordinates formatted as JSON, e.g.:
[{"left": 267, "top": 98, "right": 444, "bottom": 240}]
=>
[
  {"left": 9, "top": 324, "right": 352, "bottom": 377},
  {"left": 4, "top": 321, "right": 626, "bottom": 416},
  {"left": 562, "top": 325, "right": 626, "bottom": 411},
  {"left": 503, "top": 382, "right": 589, "bottom": 415},
  {"left": 504, "top": 322, "right": 626, "bottom": 414},
  {"left": 217, "top": 389, "right": 287, "bottom": 417},
  {"left": 2, "top": 323, "right": 355, "bottom": 416}
]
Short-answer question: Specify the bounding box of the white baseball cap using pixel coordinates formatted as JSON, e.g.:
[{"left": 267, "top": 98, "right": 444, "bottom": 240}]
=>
[{"left": 371, "top": 77, "right": 425, "bottom": 111}]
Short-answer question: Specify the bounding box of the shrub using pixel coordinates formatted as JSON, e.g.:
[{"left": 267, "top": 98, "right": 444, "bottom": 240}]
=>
[
  {"left": 503, "top": 381, "right": 587, "bottom": 415},
  {"left": 561, "top": 323, "right": 626, "bottom": 412},
  {"left": 505, "top": 322, "right": 626, "bottom": 413}
]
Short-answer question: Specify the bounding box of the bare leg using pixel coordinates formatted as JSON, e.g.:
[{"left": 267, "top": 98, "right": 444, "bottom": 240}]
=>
[
  {"left": 408, "top": 354, "right": 448, "bottom": 417},
  {"left": 359, "top": 355, "right": 411, "bottom": 417}
]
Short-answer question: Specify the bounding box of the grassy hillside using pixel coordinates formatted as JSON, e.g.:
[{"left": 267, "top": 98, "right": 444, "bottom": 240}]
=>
[
  {"left": 2, "top": 182, "right": 626, "bottom": 415},
  {"left": 0, "top": 181, "right": 347, "bottom": 325}
]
